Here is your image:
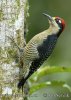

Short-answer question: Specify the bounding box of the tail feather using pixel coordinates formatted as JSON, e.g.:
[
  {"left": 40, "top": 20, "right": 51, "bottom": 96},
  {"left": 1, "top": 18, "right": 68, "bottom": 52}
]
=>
[
  {"left": 18, "top": 66, "right": 36, "bottom": 89},
  {"left": 18, "top": 70, "right": 32, "bottom": 89},
  {"left": 18, "top": 77, "right": 26, "bottom": 89}
]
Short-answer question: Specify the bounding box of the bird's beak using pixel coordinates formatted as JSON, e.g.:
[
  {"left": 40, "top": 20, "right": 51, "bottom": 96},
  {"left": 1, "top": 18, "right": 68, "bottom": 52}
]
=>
[{"left": 43, "top": 13, "right": 54, "bottom": 22}]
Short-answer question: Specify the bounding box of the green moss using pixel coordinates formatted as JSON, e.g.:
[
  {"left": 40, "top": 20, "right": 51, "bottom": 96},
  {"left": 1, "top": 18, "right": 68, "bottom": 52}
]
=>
[
  {"left": 0, "top": 9, "right": 4, "bottom": 21},
  {"left": 16, "top": 0, "right": 20, "bottom": 7}
]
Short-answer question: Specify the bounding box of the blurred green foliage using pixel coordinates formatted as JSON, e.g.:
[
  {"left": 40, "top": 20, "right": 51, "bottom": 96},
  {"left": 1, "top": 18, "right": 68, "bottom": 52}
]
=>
[{"left": 27, "top": 0, "right": 71, "bottom": 100}]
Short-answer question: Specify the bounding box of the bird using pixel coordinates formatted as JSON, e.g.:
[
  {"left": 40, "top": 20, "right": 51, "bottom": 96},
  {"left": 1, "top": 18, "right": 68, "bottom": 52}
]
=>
[{"left": 18, "top": 13, "right": 65, "bottom": 90}]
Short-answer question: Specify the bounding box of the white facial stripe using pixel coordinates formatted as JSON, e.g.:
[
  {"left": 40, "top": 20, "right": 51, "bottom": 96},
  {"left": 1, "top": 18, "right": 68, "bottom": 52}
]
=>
[{"left": 59, "top": 20, "right": 61, "bottom": 23}]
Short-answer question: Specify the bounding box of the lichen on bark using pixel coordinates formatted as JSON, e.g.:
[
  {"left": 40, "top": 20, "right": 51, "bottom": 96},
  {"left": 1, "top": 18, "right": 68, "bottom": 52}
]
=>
[{"left": 0, "top": 0, "right": 29, "bottom": 99}]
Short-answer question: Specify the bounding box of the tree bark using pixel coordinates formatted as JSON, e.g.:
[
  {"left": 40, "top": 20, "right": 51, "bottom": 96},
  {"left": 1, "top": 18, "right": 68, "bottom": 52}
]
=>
[{"left": 0, "top": 0, "right": 29, "bottom": 99}]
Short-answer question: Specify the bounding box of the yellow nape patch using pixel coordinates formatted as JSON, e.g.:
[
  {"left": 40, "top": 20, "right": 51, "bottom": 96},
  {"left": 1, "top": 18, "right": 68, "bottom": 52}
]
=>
[{"left": 52, "top": 17, "right": 56, "bottom": 20}]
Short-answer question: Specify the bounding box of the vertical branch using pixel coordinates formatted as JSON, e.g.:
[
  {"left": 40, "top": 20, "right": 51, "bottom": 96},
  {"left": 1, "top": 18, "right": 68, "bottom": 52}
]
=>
[
  {"left": 15, "top": 5, "right": 25, "bottom": 48},
  {"left": 14, "top": 0, "right": 30, "bottom": 99},
  {"left": 15, "top": 0, "right": 29, "bottom": 48},
  {"left": 0, "top": 0, "right": 29, "bottom": 99}
]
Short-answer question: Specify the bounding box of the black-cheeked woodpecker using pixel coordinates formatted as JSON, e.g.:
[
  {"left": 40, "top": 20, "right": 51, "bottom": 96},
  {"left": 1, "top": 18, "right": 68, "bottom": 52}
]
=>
[{"left": 18, "top": 13, "right": 65, "bottom": 90}]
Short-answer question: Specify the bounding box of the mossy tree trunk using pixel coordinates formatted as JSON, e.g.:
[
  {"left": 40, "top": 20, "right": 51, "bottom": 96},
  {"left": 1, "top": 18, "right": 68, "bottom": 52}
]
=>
[{"left": 0, "top": 0, "right": 29, "bottom": 100}]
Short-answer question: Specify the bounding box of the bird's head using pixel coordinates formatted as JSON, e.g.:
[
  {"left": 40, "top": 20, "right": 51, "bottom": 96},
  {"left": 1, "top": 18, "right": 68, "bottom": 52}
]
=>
[{"left": 43, "top": 13, "right": 65, "bottom": 37}]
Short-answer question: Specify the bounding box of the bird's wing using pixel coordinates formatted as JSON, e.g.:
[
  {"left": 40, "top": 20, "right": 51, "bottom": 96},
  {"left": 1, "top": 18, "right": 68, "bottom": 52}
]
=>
[{"left": 37, "top": 34, "right": 57, "bottom": 61}]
